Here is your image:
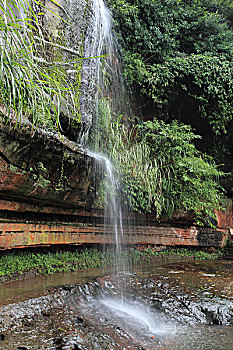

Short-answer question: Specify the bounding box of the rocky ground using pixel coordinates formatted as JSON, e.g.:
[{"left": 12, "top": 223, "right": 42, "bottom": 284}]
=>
[{"left": 0, "top": 260, "right": 232, "bottom": 349}]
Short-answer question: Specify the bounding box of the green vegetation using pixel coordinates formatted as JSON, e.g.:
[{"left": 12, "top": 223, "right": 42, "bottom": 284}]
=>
[
  {"left": 0, "top": 0, "right": 80, "bottom": 130},
  {"left": 0, "top": 1, "right": 229, "bottom": 221},
  {"left": 0, "top": 249, "right": 119, "bottom": 277},
  {"left": 94, "top": 98, "right": 224, "bottom": 222},
  {"left": 107, "top": 0, "right": 233, "bottom": 157},
  {"left": 0, "top": 247, "right": 223, "bottom": 280},
  {"left": 88, "top": 0, "right": 233, "bottom": 220},
  {"left": 140, "top": 247, "right": 224, "bottom": 262}
]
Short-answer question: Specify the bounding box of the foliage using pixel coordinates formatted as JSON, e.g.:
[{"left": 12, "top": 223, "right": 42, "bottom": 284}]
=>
[
  {"left": 108, "top": 0, "right": 233, "bottom": 64},
  {"left": 107, "top": 0, "right": 233, "bottom": 156},
  {"left": 138, "top": 119, "right": 224, "bottom": 219},
  {"left": 0, "top": 248, "right": 118, "bottom": 277},
  {"left": 201, "top": 0, "right": 233, "bottom": 27},
  {"left": 0, "top": 247, "right": 223, "bottom": 279},
  {"left": 140, "top": 247, "right": 224, "bottom": 261},
  {"left": 146, "top": 54, "right": 233, "bottom": 136},
  {"left": 94, "top": 99, "right": 224, "bottom": 221},
  {"left": 0, "top": 0, "right": 80, "bottom": 130}
]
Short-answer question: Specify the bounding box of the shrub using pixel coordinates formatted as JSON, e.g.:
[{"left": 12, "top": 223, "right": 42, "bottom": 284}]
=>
[{"left": 94, "top": 99, "right": 224, "bottom": 222}]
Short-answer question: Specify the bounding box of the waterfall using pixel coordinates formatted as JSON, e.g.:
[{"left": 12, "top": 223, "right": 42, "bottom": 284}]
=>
[
  {"left": 87, "top": 151, "right": 123, "bottom": 252},
  {"left": 80, "top": 0, "right": 131, "bottom": 145},
  {"left": 82, "top": 0, "right": 130, "bottom": 269}
]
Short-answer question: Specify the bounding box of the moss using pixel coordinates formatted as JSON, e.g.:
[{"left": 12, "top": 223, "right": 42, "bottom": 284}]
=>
[
  {"left": 28, "top": 0, "right": 92, "bottom": 135},
  {"left": 28, "top": 163, "right": 51, "bottom": 190},
  {"left": 92, "top": 179, "right": 108, "bottom": 209}
]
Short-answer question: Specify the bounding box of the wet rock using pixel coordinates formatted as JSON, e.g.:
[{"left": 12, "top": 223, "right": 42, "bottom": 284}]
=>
[
  {"left": 54, "top": 336, "right": 64, "bottom": 349},
  {"left": 75, "top": 316, "right": 84, "bottom": 324},
  {"left": 41, "top": 311, "right": 51, "bottom": 317},
  {"left": 73, "top": 345, "right": 82, "bottom": 350},
  {"left": 62, "top": 285, "right": 76, "bottom": 291},
  {"left": 0, "top": 261, "right": 233, "bottom": 349},
  {"left": 201, "top": 308, "right": 221, "bottom": 325}
]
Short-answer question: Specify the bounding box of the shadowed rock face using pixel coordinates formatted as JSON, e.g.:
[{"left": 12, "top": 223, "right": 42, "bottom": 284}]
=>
[{"left": 0, "top": 117, "right": 97, "bottom": 207}]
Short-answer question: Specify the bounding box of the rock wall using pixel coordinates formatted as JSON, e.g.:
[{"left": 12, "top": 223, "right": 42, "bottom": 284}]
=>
[
  {"left": 0, "top": 187, "right": 230, "bottom": 250},
  {"left": 0, "top": 221, "right": 228, "bottom": 250},
  {"left": 0, "top": 115, "right": 231, "bottom": 250},
  {"left": 0, "top": 1, "right": 231, "bottom": 250},
  {"left": 0, "top": 117, "right": 97, "bottom": 207},
  {"left": 41, "top": 0, "right": 99, "bottom": 142}
]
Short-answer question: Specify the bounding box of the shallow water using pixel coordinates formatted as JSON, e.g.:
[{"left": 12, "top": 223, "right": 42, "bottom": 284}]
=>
[
  {"left": 79, "top": 295, "right": 233, "bottom": 350},
  {"left": 0, "top": 257, "right": 191, "bottom": 304},
  {"left": 0, "top": 265, "right": 114, "bottom": 304},
  {"left": 0, "top": 259, "right": 232, "bottom": 349}
]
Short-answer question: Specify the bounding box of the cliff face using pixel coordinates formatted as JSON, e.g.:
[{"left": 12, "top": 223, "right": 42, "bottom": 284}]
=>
[
  {"left": 41, "top": 0, "right": 98, "bottom": 142},
  {"left": 0, "top": 0, "right": 98, "bottom": 208},
  {"left": 0, "top": 116, "right": 97, "bottom": 208},
  {"left": 0, "top": 0, "right": 231, "bottom": 251}
]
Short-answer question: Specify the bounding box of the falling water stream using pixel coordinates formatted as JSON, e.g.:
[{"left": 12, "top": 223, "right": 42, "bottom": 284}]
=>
[
  {"left": 84, "top": 0, "right": 126, "bottom": 260},
  {"left": 83, "top": 0, "right": 161, "bottom": 332},
  {"left": 86, "top": 150, "right": 123, "bottom": 253},
  {"left": 79, "top": 0, "right": 130, "bottom": 145},
  {"left": 82, "top": 0, "right": 179, "bottom": 341}
]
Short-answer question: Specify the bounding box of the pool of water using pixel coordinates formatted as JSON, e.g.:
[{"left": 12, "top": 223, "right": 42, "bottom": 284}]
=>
[{"left": 0, "top": 259, "right": 232, "bottom": 349}]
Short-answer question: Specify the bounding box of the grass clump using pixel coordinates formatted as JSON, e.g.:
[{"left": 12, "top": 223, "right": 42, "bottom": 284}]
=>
[
  {"left": 140, "top": 247, "right": 224, "bottom": 263},
  {"left": 0, "top": 249, "right": 114, "bottom": 277},
  {"left": 0, "top": 247, "right": 223, "bottom": 280}
]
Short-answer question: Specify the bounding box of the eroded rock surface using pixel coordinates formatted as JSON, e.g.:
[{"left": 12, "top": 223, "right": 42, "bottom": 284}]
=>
[
  {"left": 0, "top": 117, "right": 97, "bottom": 207},
  {"left": 0, "top": 260, "right": 232, "bottom": 349}
]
